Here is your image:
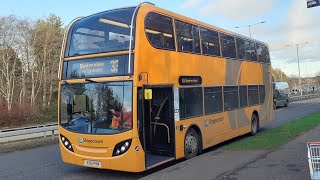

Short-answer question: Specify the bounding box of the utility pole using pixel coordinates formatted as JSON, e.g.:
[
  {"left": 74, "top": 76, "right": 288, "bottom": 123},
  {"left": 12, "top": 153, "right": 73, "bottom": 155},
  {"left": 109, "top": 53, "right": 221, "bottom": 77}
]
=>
[
  {"left": 286, "top": 42, "right": 309, "bottom": 96},
  {"left": 235, "top": 21, "right": 266, "bottom": 39}
]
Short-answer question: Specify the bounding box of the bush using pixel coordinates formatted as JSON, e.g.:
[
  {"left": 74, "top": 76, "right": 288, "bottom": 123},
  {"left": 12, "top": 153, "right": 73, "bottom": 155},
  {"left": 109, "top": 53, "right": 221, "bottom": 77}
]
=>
[{"left": 0, "top": 102, "right": 57, "bottom": 129}]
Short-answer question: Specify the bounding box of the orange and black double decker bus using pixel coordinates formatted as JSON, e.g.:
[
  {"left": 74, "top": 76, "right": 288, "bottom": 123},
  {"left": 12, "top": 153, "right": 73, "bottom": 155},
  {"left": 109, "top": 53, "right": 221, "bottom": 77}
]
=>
[{"left": 58, "top": 3, "right": 274, "bottom": 172}]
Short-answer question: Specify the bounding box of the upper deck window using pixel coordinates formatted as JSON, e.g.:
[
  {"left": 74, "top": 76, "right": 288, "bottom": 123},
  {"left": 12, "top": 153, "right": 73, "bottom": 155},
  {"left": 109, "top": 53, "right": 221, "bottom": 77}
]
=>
[
  {"left": 66, "top": 8, "right": 135, "bottom": 57},
  {"left": 145, "top": 12, "right": 175, "bottom": 50},
  {"left": 200, "top": 28, "right": 221, "bottom": 56},
  {"left": 220, "top": 33, "right": 236, "bottom": 59},
  {"left": 236, "top": 38, "right": 245, "bottom": 60},
  {"left": 245, "top": 40, "right": 257, "bottom": 61},
  {"left": 175, "top": 20, "right": 201, "bottom": 54},
  {"left": 257, "top": 43, "right": 270, "bottom": 63}
]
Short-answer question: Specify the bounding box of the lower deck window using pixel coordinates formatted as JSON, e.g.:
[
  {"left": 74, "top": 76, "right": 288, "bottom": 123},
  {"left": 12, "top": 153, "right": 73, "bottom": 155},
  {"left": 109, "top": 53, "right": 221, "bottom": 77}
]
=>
[
  {"left": 239, "top": 86, "right": 248, "bottom": 107},
  {"left": 224, "top": 86, "right": 239, "bottom": 111},
  {"left": 248, "top": 85, "right": 259, "bottom": 105},
  {"left": 204, "top": 87, "right": 223, "bottom": 114},
  {"left": 259, "top": 85, "right": 265, "bottom": 104},
  {"left": 179, "top": 87, "right": 203, "bottom": 119}
]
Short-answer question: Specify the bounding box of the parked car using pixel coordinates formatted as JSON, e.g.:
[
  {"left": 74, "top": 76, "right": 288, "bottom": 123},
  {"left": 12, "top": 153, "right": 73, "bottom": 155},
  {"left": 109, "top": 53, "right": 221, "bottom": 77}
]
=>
[{"left": 273, "top": 82, "right": 290, "bottom": 109}]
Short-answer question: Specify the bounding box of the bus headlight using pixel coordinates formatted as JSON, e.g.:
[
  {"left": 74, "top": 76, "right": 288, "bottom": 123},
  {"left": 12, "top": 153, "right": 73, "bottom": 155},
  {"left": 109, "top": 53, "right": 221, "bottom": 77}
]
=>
[
  {"left": 112, "top": 139, "right": 132, "bottom": 156},
  {"left": 60, "top": 134, "right": 74, "bottom": 152}
]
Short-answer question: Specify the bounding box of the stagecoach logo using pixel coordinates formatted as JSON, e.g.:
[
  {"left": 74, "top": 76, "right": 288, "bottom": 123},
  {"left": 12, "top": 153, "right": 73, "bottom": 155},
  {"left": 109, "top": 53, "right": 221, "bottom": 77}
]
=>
[
  {"left": 204, "top": 119, "right": 209, "bottom": 128},
  {"left": 78, "top": 137, "right": 103, "bottom": 144},
  {"left": 78, "top": 137, "right": 84, "bottom": 144},
  {"left": 204, "top": 117, "right": 224, "bottom": 128}
]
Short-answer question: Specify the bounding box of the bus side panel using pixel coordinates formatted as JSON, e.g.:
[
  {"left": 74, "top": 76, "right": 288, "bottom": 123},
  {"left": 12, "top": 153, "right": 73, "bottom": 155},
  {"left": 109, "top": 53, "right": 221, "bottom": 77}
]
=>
[
  {"left": 239, "top": 62, "right": 273, "bottom": 127},
  {"left": 201, "top": 106, "right": 259, "bottom": 150},
  {"left": 257, "top": 64, "right": 273, "bottom": 127},
  {"left": 201, "top": 112, "right": 231, "bottom": 148},
  {"left": 263, "top": 64, "right": 274, "bottom": 126}
]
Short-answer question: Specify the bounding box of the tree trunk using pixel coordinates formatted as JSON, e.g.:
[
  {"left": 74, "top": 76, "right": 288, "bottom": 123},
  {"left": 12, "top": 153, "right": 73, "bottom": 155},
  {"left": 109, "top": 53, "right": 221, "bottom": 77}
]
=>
[
  {"left": 42, "top": 60, "right": 47, "bottom": 108},
  {"left": 31, "top": 71, "right": 35, "bottom": 107},
  {"left": 21, "top": 68, "right": 26, "bottom": 103},
  {"left": 47, "top": 81, "right": 53, "bottom": 106}
]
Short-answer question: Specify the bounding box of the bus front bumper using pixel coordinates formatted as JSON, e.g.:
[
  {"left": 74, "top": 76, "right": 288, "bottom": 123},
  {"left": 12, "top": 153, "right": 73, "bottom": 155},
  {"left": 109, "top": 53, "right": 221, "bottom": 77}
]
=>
[{"left": 59, "top": 137, "right": 146, "bottom": 172}]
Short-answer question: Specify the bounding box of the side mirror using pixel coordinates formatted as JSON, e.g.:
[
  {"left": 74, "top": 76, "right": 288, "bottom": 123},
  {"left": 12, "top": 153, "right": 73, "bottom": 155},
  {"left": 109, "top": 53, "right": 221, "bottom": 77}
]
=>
[{"left": 144, "top": 89, "right": 152, "bottom": 100}]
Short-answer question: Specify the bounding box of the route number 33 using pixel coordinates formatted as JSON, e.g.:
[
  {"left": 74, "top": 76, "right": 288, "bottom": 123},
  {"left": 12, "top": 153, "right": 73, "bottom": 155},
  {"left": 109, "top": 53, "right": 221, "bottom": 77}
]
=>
[{"left": 110, "top": 60, "right": 119, "bottom": 73}]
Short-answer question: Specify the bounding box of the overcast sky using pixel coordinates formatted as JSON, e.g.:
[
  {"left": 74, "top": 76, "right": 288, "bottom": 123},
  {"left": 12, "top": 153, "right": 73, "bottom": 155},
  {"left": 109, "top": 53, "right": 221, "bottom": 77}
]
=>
[{"left": 1, "top": 0, "right": 319, "bottom": 77}]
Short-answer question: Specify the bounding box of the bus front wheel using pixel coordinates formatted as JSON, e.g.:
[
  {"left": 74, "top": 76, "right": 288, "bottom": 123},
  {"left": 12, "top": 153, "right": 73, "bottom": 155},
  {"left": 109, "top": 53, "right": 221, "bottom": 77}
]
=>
[
  {"left": 184, "top": 128, "right": 199, "bottom": 159},
  {"left": 250, "top": 113, "right": 259, "bottom": 136}
]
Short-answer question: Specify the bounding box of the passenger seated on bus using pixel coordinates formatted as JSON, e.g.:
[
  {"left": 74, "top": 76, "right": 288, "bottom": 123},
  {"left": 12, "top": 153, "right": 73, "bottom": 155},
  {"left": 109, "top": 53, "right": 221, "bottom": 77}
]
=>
[
  {"left": 165, "top": 38, "right": 174, "bottom": 49},
  {"left": 109, "top": 109, "right": 120, "bottom": 129},
  {"left": 151, "top": 33, "right": 162, "bottom": 47},
  {"left": 159, "top": 33, "right": 165, "bottom": 48},
  {"left": 121, "top": 110, "right": 132, "bottom": 129},
  {"left": 109, "top": 109, "right": 132, "bottom": 130}
]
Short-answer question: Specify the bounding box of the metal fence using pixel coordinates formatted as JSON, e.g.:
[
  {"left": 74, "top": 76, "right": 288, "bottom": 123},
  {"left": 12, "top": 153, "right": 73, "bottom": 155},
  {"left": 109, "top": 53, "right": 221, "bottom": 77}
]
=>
[
  {"left": 0, "top": 124, "right": 58, "bottom": 143},
  {"left": 290, "top": 93, "right": 320, "bottom": 102}
]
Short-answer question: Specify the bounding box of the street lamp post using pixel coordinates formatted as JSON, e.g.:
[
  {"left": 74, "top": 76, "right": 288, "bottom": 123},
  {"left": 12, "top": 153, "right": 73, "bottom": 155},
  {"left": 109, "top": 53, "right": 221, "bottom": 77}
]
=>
[
  {"left": 286, "top": 42, "right": 309, "bottom": 96},
  {"left": 280, "top": 67, "right": 287, "bottom": 82},
  {"left": 235, "top": 21, "right": 267, "bottom": 38},
  {"left": 306, "top": 64, "right": 310, "bottom": 93}
]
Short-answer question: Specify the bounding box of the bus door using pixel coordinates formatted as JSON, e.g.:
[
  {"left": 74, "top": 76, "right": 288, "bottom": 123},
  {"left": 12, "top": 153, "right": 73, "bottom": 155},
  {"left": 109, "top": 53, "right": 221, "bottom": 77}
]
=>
[{"left": 140, "top": 85, "right": 175, "bottom": 169}]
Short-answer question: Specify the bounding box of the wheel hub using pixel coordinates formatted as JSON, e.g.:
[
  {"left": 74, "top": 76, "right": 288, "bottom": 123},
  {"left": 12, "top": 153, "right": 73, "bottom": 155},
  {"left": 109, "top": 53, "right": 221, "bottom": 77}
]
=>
[{"left": 185, "top": 133, "right": 197, "bottom": 154}]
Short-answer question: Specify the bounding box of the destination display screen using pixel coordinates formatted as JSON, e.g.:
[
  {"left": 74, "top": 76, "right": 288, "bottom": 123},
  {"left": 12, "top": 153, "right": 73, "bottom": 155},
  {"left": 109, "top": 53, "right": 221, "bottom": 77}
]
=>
[
  {"left": 62, "top": 55, "right": 133, "bottom": 79},
  {"left": 179, "top": 76, "right": 202, "bottom": 86}
]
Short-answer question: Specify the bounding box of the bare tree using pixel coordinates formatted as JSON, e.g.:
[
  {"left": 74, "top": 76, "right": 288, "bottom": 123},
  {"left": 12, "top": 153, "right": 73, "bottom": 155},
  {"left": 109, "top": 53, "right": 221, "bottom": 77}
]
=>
[
  {"left": 316, "top": 71, "right": 320, "bottom": 86},
  {"left": 0, "top": 16, "right": 20, "bottom": 110},
  {"left": 272, "top": 68, "right": 288, "bottom": 82},
  {"left": 32, "top": 14, "right": 63, "bottom": 108},
  {"left": 15, "top": 18, "right": 36, "bottom": 104}
]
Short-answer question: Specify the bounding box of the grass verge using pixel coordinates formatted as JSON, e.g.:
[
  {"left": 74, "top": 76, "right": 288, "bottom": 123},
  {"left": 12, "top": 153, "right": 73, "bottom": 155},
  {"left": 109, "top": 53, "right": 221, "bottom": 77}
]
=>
[{"left": 221, "top": 111, "right": 320, "bottom": 150}]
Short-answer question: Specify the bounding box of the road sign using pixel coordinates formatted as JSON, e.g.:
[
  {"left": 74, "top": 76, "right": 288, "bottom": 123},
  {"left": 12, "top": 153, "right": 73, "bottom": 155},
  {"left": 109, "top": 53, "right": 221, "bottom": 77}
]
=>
[{"left": 307, "top": 0, "right": 320, "bottom": 8}]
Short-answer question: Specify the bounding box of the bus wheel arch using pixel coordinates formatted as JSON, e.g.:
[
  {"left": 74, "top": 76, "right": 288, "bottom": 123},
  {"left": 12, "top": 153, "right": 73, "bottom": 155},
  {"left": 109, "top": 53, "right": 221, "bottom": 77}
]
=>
[
  {"left": 251, "top": 111, "right": 259, "bottom": 135},
  {"left": 184, "top": 124, "right": 203, "bottom": 159}
]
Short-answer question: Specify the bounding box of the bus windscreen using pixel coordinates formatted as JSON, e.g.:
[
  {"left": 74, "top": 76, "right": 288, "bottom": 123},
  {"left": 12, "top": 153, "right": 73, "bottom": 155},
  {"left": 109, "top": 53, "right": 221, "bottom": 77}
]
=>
[{"left": 60, "top": 81, "right": 133, "bottom": 134}]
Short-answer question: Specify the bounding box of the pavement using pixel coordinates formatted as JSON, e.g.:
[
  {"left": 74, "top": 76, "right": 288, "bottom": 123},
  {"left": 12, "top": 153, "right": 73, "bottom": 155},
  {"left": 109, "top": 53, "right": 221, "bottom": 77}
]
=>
[
  {"left": 144, "top": 124, "right": 320, "bottom": 180},
  {"left": 219, "top": 125, "right": 320, "bottom": 180},
  {"left": 0, "top": 97, "right": 319, "bottom": 180}
]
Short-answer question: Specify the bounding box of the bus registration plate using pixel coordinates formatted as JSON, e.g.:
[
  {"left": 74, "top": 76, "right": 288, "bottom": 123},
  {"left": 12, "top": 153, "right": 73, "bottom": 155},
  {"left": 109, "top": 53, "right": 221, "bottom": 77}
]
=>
[{"left": 84, "top": 160, "right": 101, "bottom": 167}]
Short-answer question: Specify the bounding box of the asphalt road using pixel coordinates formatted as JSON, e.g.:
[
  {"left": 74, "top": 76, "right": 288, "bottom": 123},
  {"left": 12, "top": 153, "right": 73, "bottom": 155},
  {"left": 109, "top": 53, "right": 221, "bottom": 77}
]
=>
[{"left": 0, "top": 98, "right": 319, "bottom": 180}]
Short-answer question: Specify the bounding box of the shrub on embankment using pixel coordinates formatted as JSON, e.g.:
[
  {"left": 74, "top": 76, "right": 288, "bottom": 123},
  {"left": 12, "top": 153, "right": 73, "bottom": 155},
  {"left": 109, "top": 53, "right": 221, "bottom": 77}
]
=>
[{"left": 0, "top": 102, "right": 57, "bottom": 129}]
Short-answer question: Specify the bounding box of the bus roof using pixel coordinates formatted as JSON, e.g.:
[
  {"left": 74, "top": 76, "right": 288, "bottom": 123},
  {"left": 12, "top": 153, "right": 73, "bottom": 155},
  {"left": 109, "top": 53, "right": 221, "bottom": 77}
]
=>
[
  {"left": 74, "top": 3, "right": 269, "bottom": 47},
  {"left": 141, "top": 3, "right": 269, "bottom": 46}
]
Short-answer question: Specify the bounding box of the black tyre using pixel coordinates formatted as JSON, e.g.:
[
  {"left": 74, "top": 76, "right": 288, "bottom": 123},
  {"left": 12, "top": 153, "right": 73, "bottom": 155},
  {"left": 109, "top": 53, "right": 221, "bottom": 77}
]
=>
[
  {"left": 273, "top": 102, "right": 277, "bottom": 110},
  {"left": 184, "top": 128, "right": 199, "bottom": 159},
  {"left": 250, "top": 113, "right": 259, "bottom": 136},
  {"left": 285, "top": 99, "right": 288, "bottom": 107}
]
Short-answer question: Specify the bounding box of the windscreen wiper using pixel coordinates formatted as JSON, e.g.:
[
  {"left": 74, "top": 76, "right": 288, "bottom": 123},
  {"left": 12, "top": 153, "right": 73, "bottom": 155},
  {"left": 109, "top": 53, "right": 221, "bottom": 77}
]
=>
[{"left": 85, "top": 78, "right": 98, "bottom": 83}]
